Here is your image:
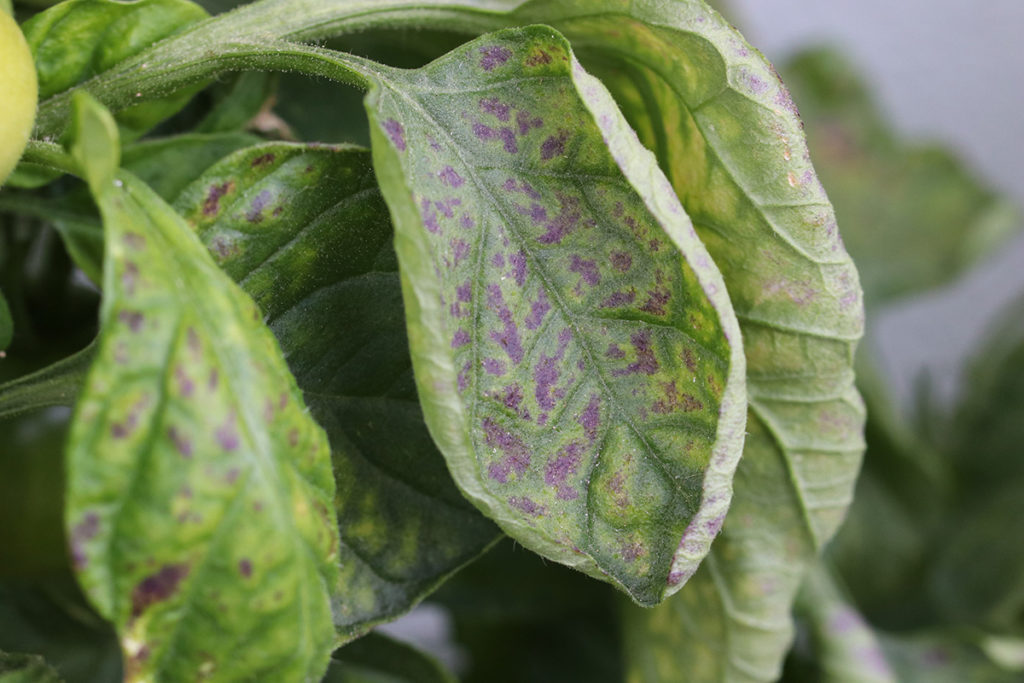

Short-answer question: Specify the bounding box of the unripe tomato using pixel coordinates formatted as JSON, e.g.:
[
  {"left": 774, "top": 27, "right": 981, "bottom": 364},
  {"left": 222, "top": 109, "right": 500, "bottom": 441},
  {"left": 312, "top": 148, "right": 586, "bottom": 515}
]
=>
[{"left": 0, "top": 11, "right": 37, "bottom": 186}]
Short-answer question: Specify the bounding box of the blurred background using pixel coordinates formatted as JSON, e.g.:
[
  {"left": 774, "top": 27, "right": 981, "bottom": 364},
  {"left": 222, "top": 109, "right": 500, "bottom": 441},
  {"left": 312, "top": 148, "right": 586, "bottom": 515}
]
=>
[{"left": 730, "top": 0, "right": 1024, "bottom": 407}]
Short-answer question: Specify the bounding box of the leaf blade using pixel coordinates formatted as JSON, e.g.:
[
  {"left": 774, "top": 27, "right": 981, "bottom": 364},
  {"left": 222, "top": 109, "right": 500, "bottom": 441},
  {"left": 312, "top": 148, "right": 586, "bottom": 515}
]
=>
[
  {"left": 365, "top": 25, "right": 746, "bottom": 605},
  {"left": 65, "top": 95, "right": 339, "bottom": 681},
  {"left": 170, "top": 141, "right": 500, "bottom": 638}
]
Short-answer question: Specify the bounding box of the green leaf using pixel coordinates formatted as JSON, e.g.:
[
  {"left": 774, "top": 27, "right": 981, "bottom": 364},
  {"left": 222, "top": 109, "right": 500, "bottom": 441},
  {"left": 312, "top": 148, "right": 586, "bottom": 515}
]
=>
[
  {"left": 65, "top": 93, "right": 339, "bottom": 681},
  {"left": 170, "top": 141, "right": 499, "bottom": 637},
  {"left": 504, "top": 3, "right": 861, "bottom": 679},
  {"left": 781, "top": 48, "right": 1022, "bottom": 305},
  {"left": 878, "top": 633, "right": 1021, "bottom": 683},
  {"left": 0, "top": 651, "right": 61, "bottom": 683},
  {"left": 23, "top": 0, "right": 209, "bottom": 138},
  {"left": 365, "top": 26, "right": 746, "bottom": 605},
  {"left": 0, "top": 290, "right": 11, "bottom": 351},
  {"left": 325, "top": 633, "right": 456, "bottom": 683},
  {"left": 0, "top": 342, "right": 93, "bottom": 420}
]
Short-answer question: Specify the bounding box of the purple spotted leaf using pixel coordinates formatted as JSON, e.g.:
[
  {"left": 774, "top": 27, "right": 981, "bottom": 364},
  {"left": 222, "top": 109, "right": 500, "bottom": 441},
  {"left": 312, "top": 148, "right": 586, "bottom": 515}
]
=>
[
  {"left": 170, "top": 142, "right": 499, "bottom": 638},
  {"left": 365, "top": 26, "right": 746, "bottom": 605},
  {"left": 506, "top": 2, "right": 865, "bottom": 679},
  {"left": 64, "top": 94, "right": 339, "bottom": 682}
]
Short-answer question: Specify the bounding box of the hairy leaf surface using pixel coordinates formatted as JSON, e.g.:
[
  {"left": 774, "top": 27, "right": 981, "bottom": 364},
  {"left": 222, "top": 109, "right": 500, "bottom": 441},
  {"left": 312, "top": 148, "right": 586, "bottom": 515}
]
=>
[
  {"left": 366, "top": 26, "right": 746, "bottom": 605},
  {"left": 23, "top": 0, "right": 209, "bottom": 137},
  {"left": 498, "top": 2, "right": 863, "bottom": 678},
  {"left": 171, "top": 142, "right": 499, "bottom": 637},
  {"left": 64, "top": 95, "right": 339, "bottom": 682}
]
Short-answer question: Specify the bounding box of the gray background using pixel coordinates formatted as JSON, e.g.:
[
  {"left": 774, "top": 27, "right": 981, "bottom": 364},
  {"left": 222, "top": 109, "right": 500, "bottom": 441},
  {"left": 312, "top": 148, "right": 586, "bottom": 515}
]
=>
[{"left": 730, "top": 0, "right": 1024, "bottom": 406}]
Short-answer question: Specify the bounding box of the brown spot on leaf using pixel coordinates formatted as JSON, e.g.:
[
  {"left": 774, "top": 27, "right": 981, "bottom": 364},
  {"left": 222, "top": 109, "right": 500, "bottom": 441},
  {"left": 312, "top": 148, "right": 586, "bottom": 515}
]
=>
[
  {"left": 131, "top": 563, "right": 189, "bottom": 618},
  {"left": 250, "top": 153, "right": 275, "bottom": 168},
  {"left": 203, "top": 181, "right": 234, "bottom": 216}
]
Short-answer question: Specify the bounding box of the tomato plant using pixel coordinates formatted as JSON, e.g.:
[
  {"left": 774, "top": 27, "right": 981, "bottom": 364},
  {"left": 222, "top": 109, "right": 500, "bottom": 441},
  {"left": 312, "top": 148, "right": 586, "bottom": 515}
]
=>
[{"left": 1, "top": 1, "right": 1021, "bottom": 681}]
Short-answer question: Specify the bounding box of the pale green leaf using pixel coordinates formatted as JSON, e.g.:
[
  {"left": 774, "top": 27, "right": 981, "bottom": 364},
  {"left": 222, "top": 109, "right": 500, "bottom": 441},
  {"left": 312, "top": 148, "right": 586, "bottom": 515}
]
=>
[
  {"left": 23, "top": 0, "right": 209, "bottom": 137},
  {"left": 170, "top": 142, "right": 499, "bottom": 638},
  {"left": 65, "top": 94, "right": 339, "bottom": 681},
  {"left": 365, "top": 25, "right": 746, "bottom": 605}
]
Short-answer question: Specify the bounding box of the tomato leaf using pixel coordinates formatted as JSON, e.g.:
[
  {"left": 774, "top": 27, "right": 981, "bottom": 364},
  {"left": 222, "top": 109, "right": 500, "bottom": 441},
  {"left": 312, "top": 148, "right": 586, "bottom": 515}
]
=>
[
  {"left": 365, "top": 25, "right": 746, "bottom": 605},
  {"left": 23, "top": 0, "right": 209, "bottom": 138},
  {"left": 171, "top": 141, "right": 500, "bottom": 638},
  {"left": 64, "top": 92, "right": 339, "bottom": 682}
]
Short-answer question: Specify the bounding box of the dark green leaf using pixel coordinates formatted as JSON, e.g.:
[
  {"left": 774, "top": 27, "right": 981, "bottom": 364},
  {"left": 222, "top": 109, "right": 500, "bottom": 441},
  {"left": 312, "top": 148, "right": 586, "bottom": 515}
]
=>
[
  {"left": 366, "top": 26, "right": 746, "bottom": 605},
  {"left": 434, "top": 538, "right": 623, "bottom": 683},
  {"left": 929, "top": 481, "right": 1024, "bottom": 633},
  {"left": 194, "top": 72, "right": 276, "bottom": 134},
  {"left": 782, "top": 48, "right": 1021, "bottom": 305},
  {"left": 947, "top": 295, "right": 1024, "bottom": 493},
  {"left": 0, "top": 290, "right": 11, "bottom": 351},
  {"left": 879, "top": 633, "right": 1020, "bottom": 683},
  {"left": 325, "top": 633, "right": 456, "bottom": 683},
  {"left": 0, "top": 343, "right": 93, "bottom": 420},
  {"left": 0, "top": 580, "right": 121, "bottom": 683},
  {"left": 122, "top": 132, "right": 262, "bottom": 201},
  {"left": 64, "top": 93, "right": 339, "bottom": 681},
  {"left": 0, "top": 651, "right": 61, "bottom": 683},
  {"left": 23, "top": 0, "right": 209, "bottom": 138},
  {"left": 170, "top": 141, "right": 499, "bottom": 638}
]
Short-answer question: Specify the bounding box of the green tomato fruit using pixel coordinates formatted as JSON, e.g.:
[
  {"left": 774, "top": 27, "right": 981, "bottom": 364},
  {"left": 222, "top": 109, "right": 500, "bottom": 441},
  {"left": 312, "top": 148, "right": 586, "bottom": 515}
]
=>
[{"left": 0, "top": 11, "right": 38, "bottom": 186}]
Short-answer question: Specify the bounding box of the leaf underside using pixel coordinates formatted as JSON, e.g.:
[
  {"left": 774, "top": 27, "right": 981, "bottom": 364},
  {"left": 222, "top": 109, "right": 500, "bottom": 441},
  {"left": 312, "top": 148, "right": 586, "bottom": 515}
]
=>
[
  {"left": 66, "top": 99, "right": 339, "bottom": 682},
  {"left": 170, "top": 141, "right": 499, "bottom": 637},
  {"left": 366, "top": 26, "right": 746, "bottom": 605},
  {"left": 498, "top": 2, "right": 864, "bottom": 679}
]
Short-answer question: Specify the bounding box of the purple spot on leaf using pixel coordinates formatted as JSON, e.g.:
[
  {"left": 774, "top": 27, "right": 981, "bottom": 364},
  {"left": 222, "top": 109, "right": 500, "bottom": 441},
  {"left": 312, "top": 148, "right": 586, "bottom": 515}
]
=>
[
  {"left": 508, "top": 496, "right": 545, "bottom": 516},
  {"left": 486, "top": 284, "right": 523, "bottom": 364},
  {"left": 537, "top": 194, "right": 582, "bottom": 244},
  {"left": 569, "top": 255, "right": 600, "bottom": 286},
  {"left": 545, "top": 441, "right": 583, "bottom": 500},
  {"left": 245, "top": 190, "right": 272, "bottom": 223},
  {"left": 70, "top": 513, "right": 100, "bottom": 569},
  {"left": 612, "top": 330, "right": 659, "bottom": 376},
  {"left": 216, "top": 414, "right": 239, "bottom": 451},
  {"left": 601, "top": 290, "right": 636, "bottom": 308},
  {"left": 540, "top": 131, "right": 570, "bottom": 160},
  {"left": 168, "top": 426, "right": 193, "bottom": 458},
  {"left": 119, "top": 310, "right": 144, "bottom": 333},
  {"left": 483, "top": 417, "right": 530, "bottom": 482},
  {"left": 610, "top": 251, "right": 632, "bottom": 272},
  {"left": 438, "top": 165, "right": 465, "bottom": 188},
  {"left": 238, "top": 559, "right": 252, "bottom": 578},
  {"left": 479, "top": 45, "right": 512, "bottom": 71},
  {"left": 451, "top": 238, "right": 470, "bottom": 266},
  {"left": 480, "top": 97, "right": 511, "bottom": 122},
  {"left": 579, "top": 395, "right": 600, "bottom": 442},
  {"left": 640, "top": 287, "right": 671, "bottom": 316},
  {"left": 451, "top": 330, "right": 471, "bottom": 348},
  {"left": 516, "top": 111, "right": 543, "bottom": 135},
  {"left": 509, "top": 250, "right": 527, "bottom": 286},
  {"left": 525, "top": 290, "right": 550, "bottom": 330},
  {"left": 383, "top": 119, "right": 406, "bottom": 150},
  {"left": 482, "top": 357, "right": 506, "bottom": 375}
]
